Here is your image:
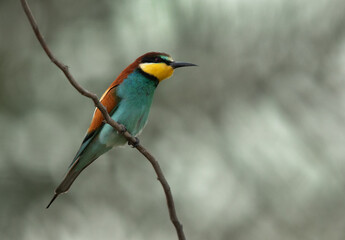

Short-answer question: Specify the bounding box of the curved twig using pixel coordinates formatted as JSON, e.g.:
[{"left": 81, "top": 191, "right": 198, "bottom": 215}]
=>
[{"left": 20, "top": 1, "right": 185, "bottom": 240}]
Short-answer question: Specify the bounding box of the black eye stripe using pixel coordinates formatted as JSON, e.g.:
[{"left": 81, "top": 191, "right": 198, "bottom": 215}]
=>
[{"left": 142, "top": 56, "right": 171, "bottom": 65}]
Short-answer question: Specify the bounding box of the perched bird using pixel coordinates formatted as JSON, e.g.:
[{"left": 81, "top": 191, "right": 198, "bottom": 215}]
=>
[{"left": 47, "top": 52, "right": 196, "bottom": 208}]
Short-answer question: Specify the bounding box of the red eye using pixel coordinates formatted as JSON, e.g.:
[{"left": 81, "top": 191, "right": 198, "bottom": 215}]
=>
[{"left": 154, "top": 57, "right": 160, "bottom": 63}]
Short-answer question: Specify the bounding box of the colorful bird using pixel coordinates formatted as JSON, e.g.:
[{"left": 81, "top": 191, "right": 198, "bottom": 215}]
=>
[{"left": 47, "top": 52, "right": 196, "bottom": 208}]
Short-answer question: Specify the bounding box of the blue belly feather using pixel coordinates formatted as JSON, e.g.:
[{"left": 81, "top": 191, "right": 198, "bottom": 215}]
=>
[{"left": 98, "top": 69, "right": 157, "bottom": 146}]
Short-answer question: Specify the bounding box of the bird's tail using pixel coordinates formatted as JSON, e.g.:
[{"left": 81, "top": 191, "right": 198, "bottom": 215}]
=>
[
  {"left": 46, "top": 137, "right": 112, "bottom": 208},
  {"left": 46, "top": 169, "right": 79, "bottom": 209},
  {"left": 46, "top": 157, "right": 89, "bottom": 208}
]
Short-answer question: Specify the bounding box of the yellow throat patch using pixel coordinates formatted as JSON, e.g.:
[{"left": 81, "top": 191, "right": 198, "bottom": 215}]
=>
[{"left": 139, "top": 63, "right": 174, "bottom": 82}]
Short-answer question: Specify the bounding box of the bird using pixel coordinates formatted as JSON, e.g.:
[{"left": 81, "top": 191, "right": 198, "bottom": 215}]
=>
[{"left": 46, "top": 52, "right": 196, "bottom": 208}]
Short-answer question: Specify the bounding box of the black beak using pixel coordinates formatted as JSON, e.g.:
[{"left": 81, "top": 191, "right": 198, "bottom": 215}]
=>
[{"left": 170, "top": 61, "right": 197, "bottom": 69}]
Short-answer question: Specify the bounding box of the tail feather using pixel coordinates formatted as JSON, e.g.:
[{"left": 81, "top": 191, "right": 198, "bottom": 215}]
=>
[
  {"left": 47, "top": 151, "right": 101, "bottom": 208},
  {"left": 46, "top": 135, "right": 112, "bottom": 208},
  {"left": 46, "top": 159, "right": 85, "bottom": 208}
]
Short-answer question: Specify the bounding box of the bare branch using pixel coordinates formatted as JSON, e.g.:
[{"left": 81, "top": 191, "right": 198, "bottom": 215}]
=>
[{"left": 20, "top": 1, "right": 186, "bottom": 239}]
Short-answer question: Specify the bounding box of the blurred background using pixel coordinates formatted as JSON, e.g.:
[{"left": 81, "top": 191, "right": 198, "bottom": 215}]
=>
[{"left": 1, "top": 0, "right": 345, "bottom": 239}]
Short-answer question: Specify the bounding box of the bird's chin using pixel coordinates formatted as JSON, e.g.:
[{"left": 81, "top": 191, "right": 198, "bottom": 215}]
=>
[{"left": 139, "top": 63, "right": 174, "bottom": 82}]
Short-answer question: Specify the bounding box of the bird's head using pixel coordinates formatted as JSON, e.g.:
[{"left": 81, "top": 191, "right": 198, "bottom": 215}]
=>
[{"left": 137, "top": 52, "right": 196, "bottom": 82}]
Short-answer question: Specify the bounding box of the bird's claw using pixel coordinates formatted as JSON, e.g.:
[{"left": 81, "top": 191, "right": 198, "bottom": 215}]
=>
[
  {"left": 118, "top": 124, "right": 127, "bottom": 134},
  {"left": 129, "top": 137, "right": 140, "bottom": 148}
]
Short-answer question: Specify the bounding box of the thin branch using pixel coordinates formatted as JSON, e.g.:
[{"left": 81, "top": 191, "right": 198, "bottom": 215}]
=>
[{"left": 20, "top": 1, "right": 186, "bottom": 240}]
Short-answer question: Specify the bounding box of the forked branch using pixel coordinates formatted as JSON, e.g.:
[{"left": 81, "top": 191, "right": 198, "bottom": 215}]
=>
[{"left": 20, "top": 1, "right": 185, "bottom": 240}]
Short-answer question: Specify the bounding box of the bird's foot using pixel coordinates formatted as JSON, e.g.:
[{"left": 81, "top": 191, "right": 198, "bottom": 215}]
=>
[
  {"left": 129, "top": 137, "right": 140, "bottom": 148},
  {"left": 118, "top": 124, "right": 127, "bottom": 134}
]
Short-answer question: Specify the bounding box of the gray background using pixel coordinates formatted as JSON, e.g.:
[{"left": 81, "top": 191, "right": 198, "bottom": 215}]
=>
[{"left": 1, "top": 0, "right": 345, "bottom": 239}]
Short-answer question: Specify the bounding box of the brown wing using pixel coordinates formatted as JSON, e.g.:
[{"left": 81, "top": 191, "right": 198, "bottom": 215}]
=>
[{"left": 86, "top": 85, "right": 120, "bottom": 134}]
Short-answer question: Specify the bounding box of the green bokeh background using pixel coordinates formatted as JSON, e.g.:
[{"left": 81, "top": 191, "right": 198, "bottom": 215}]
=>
[{"left": 2, "top": 0, "right": 345, "bottom": 239}]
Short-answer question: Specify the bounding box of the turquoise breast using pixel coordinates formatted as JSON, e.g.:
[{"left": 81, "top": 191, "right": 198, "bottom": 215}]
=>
[{"left": 99, "top": 69, "right": 158, "bottom": 146}]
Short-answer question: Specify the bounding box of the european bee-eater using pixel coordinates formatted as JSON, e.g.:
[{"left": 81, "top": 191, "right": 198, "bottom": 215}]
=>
[{"left": 47, "top": 52, "right": 196, "bottom": 208}]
